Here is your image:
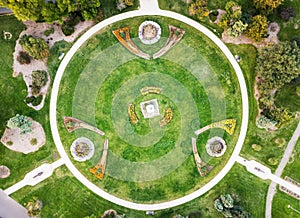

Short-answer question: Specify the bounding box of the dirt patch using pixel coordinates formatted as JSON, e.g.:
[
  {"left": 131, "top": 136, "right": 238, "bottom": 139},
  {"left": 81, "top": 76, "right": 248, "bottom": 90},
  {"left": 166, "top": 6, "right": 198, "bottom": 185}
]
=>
[
  {"left": 1, "top": 119, "right": 46, "bottom": 154},
  {"left": 13, "top": 20, "right": 94, "bottom": 110}
]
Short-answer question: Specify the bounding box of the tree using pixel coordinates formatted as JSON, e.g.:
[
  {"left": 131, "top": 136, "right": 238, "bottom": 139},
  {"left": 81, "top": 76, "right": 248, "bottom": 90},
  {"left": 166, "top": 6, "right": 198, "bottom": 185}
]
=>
[
  {"left": 188, "top": 0, "right": 209, "bottom": 20},
  {"left": 7, "top": 114, "right": 32, "bottom": 134},
  {"left": 246, "top": 15, "right": 268, "bottom": 41},
  {"left": 0, "top": 0, "right": 43, "bottom": 21},
  {"left": 253, "top": 0, "right": 283, "bottom": 13},
  {"left": 256, "top": 41, "right": 300, "bottom": 89},
  {"left": 19, "top": 35, "right": 49, "bottom": 60},
  {"left": 0, "top": 0, "right": 101, "bottom": 22}
]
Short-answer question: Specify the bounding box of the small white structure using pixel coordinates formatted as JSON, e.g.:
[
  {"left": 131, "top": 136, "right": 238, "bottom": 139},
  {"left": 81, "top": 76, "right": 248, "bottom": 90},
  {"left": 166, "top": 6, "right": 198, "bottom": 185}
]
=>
[
  {"left": 70, "top": 137, "right": 95, "bottom": 162},
  {"left": 138, "top": 21, "right": 161, "bottom": 44},
  {"left": 206, "top": 136, "right": 227, "bottom": 157},
  {"left": 140, "top": 99, "right": 160, "bottom": 119}
]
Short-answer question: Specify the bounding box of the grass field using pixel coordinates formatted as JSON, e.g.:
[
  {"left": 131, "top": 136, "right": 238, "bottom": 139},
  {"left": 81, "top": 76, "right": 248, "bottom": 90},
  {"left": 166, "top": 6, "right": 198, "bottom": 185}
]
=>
[{"left": 56, "top": 15, "right": 242, "bottom": 202}]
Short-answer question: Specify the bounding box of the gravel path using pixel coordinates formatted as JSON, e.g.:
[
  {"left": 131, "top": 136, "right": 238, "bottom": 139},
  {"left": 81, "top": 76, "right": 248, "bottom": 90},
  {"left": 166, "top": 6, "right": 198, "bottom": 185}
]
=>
[{"left": 265, "top": 121, "right": 300, "bottom": 218}]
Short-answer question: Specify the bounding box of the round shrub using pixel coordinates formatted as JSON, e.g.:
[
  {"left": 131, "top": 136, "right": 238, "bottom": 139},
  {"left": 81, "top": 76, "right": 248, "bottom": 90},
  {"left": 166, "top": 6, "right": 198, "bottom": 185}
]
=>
[
  {"left": 268, "top": 157, "right": 278, "bottom": 166},
  {"left": 25, "top": 95, "right": 43, "bottom": 106},
  {"left": 30, "top": 138, "right": 37, "bottom": 146},
  {"left": 209, "top": 10, "right": 219, "bottom": 22},
  {"left": 251, "top": 144, "right": 262, "bottom": 151},
  {"left": 62, "top": 24, "right": 74, "bottom": 36},
  {"left": 6, "top": 141, "right": 13, "bottom": 146},
  {"left": 17, "top": 51, "right": 31, "bottom": 64}
]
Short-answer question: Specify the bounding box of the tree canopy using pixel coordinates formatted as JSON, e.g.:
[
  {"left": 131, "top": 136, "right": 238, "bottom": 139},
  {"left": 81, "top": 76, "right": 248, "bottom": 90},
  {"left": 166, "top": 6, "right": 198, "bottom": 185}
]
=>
[
  {"left": 253, "top": 0, "right": 283, "bottom": 13},
  {"left": 246, "top": 15, "right": 268, "bottom": 42},
  {"left": 0, "top": 0, "right": 101, "bottom": 22}
]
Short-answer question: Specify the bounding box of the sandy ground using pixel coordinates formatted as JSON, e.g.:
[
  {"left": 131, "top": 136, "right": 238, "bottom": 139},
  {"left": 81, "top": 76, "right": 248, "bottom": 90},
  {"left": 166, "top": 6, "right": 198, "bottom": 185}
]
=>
[
  {"left": 13, "top": 20, "right": 94, "bottom": 110},
  {"left": 0, "top": 119, "right": 46, "bottom": 154}
]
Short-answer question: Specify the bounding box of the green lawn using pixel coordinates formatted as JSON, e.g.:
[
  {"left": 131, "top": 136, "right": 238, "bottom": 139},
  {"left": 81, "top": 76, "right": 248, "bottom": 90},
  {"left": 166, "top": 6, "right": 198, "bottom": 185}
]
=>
[
  {"left": 156, "top": 164, "right": 269, "bottom": 218},
  {"left": 56, "top": 15, "right": 242, "bottom": 202}
]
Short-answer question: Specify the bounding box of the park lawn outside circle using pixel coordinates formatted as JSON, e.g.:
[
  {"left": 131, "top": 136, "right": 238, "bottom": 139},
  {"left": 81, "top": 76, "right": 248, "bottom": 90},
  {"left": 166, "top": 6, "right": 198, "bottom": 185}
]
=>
[{"left": 50, "top": 11, "right": 248, "bottom": 211}]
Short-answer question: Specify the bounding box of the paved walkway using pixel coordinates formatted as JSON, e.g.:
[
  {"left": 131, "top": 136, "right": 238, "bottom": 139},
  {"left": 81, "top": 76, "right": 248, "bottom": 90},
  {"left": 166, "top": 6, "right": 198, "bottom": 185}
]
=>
[
  {"left": 49, "top": 0, "right": 249, "bottom": 211},
  {"left": 236, "top": 156, "right": 300, "bottom": 196},
  {"left": 265, "top": 121, "right": 300, "bottom": 218},
  {"left": 4, "top": 159, "right": 64, "bottom": 195}
]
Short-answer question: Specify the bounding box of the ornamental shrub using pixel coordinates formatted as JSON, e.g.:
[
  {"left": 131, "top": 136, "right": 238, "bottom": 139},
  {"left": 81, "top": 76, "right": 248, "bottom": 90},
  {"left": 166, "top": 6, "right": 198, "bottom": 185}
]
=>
[
  {"left": 17, "top": 51, "right": 31, "bottom": 64},
  {"left": 31, "top": 70, "right": 48, "bottom": 96},
  {"left": 19, "top": 35, "right": 49, "bottom": 60},
  {"left": 7, "top": 114, "right": 32, "bottom": 134}
]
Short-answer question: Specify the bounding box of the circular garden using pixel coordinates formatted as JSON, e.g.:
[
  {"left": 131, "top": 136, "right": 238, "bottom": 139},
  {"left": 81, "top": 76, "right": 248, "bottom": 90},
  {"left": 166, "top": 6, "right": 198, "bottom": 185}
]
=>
[{"left": 56, "top": 16, "right": 242, "bottom": 203}]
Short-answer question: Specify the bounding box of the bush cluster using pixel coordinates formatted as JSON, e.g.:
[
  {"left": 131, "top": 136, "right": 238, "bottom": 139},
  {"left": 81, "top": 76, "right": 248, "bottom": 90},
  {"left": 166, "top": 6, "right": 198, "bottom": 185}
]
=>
[
  {"left": 62, "top": 16, "right": 81, "bottom": 36},
  {"left": 19, "top": 35, "right": 49, "bottom": 60},
  {"left": 17, "top": 51, "right": 31, "bottom": 64},
  {"left": 25, "top": 95, "right": 43, "bottom": 106},
  {"left": 31, "top": 70, "right": 48, "bottom": 96}
]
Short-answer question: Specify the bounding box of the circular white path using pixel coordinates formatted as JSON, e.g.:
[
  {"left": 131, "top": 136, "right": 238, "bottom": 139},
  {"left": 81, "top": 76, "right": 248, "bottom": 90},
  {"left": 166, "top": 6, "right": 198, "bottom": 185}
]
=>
[{"left": 50, "top": 0, "right": 249, "bottom": 211}]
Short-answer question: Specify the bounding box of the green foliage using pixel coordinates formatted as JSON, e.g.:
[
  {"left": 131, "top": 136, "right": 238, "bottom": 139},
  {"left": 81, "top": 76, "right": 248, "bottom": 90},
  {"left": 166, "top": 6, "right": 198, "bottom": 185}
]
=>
[
  {"left": 188, "top": 0, "right": 209, "bottom": 20},
  {"left": 208, "top": 10, "right": 218, "bottom": 22},
  {"left": 17, "top": 51, "right": 31, "bottom": 64},
  {"left": 0, "top": 0, "right": 101, "bottom": 22},
  {"left": 116, "top": 0, "right": 135, "bottom": 11},
  {"left": 220, "top": 194, "right": 234, "bottom": 208},
  {"left": 19, "top": 35, "right": 49, "bottom": 60},
  {"left": 62, "top": 16, "right": 81, "bottom": 36},
  {"left": 214, "top": 194, "right": 252, "bottom": 218},
  {"left": 43, "top": 27, "right": 54, "bottom": 37},
  {"left": 6, "top": 141, "right": 13, "bottom": 146},
  {"left": 227, "top": 20, "right": 248, "bottom": 38},
  {"left": 30, "top": 138, "right": 37, "bottom": 146},
  {"left": 257, "top": 42, "right": 300, "bottom": 90},
  {"left": 253, "top": 0, "right": 283, "bottom": 13},
  {"left": 31, "top": 70, "right": 48, "bottom": 96},
  {"left": 251, "top": 144, "right": 262, "bottom": 152},
  {"left": 246, "top": 15, "right": 268, "bottom": 41},
  {"left": 214, "top": 198, "right": 224, "bottom": 212},
  {"left": 7, "top": 114, "right": 32, "bottom": 134},
  {"left": 218, "top": 1, "right": 242, "bottom": 29},
  {"left": 25, "top": 95, "right": 43, "bottom": 106},
  {"left": 26, "top": 198, "right": 42, "bottom": 217}
]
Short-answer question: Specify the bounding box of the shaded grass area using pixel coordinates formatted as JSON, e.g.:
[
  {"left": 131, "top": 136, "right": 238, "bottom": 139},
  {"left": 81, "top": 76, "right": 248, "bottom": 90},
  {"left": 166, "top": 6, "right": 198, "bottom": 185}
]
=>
[
  {"left": 156, "top": 164, "right": 269, "bottom": 218},
  {"left": 56, "top": 16, "right": 242, "bottom": 202},
  {"left": 275, "top": 78, "right": 300, "bottom": 113},
  {"left": 0, "top": 16, "right": 60, "bottom": 189}
]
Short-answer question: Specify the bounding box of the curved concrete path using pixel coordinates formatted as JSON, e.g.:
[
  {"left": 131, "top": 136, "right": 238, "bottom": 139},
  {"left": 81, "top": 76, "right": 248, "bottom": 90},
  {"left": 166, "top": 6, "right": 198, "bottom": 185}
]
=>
[
  {"left": 49, "top": 0, "right": 249, "bottom": 211},
  {"left": 265, "top": 121, "right": 300, "bottom": 218}
]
